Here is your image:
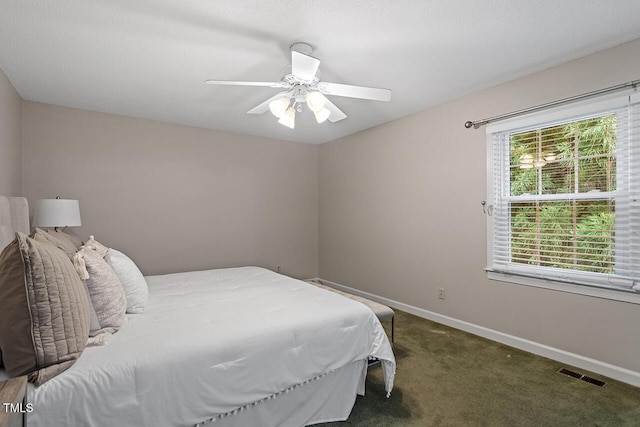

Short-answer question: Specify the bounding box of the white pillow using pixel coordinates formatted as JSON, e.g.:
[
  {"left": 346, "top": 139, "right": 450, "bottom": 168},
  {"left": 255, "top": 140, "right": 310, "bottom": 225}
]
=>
[{"left": 105, "top": 249, "right": 149, "bottom": 314}]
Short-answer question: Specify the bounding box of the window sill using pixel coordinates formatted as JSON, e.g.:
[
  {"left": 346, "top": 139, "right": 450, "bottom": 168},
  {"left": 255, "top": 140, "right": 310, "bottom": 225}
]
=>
[{"left": 487, "top": 270, "right": 640, "bottom": 305}]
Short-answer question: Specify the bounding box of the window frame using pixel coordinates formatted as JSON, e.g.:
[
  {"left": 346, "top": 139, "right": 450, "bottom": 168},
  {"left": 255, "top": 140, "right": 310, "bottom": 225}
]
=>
[{"left": 485, "top": 92, "right": 640, "bottom": 304}]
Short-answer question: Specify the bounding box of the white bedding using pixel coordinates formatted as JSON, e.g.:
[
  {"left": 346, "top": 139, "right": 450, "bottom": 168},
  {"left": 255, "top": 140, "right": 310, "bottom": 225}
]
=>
[{"left": 25, "top": 266, "right": 395, "bottom": 427}]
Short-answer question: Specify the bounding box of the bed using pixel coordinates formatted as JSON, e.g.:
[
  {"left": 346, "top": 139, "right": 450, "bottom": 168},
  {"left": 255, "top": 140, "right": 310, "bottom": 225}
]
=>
[{"left": 0, "top": 196, "right": 395, "bottom": 427}]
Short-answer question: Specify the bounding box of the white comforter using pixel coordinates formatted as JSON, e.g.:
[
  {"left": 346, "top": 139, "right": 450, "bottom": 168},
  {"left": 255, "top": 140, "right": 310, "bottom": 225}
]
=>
[{"left": 27, "top": 267, "right": 395, "bottom": 427}]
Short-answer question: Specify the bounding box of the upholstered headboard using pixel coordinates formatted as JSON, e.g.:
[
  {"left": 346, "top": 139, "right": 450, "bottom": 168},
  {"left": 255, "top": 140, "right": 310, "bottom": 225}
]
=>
[{"left": 0, "top": 196, "right": 30, "bottom": 251}]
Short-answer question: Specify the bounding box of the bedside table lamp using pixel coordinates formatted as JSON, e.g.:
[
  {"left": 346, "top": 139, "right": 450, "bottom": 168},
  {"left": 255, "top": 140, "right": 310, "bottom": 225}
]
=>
[{"left": 33, "top": 198, "right": 82, "bottom": 231}]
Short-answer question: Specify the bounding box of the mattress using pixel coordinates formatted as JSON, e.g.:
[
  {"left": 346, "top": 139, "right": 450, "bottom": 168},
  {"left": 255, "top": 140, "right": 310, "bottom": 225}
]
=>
[{"left": 24, "top": 266, "right": 395, "bottom": 427}]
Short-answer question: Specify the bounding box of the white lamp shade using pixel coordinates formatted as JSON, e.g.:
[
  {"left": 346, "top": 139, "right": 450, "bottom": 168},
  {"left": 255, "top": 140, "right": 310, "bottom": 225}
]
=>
[
  {"left": 305, "top": 92, "right": 325, "bottom": 112},
  {"left": 278, "top": 108, "right": 296, "bottom": 129},
  {"left": 269, "top": 97, "right": 290, "bottom": 118},
  {"left": 313, "top": 107, "right": 331, "bottom": 123},
  {"left": 33, "top": 199, "right": 82, "bottom": 228}
]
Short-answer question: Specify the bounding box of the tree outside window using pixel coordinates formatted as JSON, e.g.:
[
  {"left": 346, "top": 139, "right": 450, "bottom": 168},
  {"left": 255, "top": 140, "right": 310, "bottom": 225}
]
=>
[{"left": 508, "top": 115, "right": 616, "bottom": 274}]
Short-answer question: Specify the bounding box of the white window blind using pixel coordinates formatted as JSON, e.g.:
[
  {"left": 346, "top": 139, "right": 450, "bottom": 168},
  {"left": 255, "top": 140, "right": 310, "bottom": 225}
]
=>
[{"left": 488, "top": 94, "right": 639, "bottom": 293}]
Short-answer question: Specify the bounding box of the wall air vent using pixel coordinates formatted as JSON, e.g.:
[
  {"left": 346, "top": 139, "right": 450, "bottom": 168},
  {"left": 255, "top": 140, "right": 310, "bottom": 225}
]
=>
[{"left": 557, "top": 368, "right": 606, "bottom": 387}]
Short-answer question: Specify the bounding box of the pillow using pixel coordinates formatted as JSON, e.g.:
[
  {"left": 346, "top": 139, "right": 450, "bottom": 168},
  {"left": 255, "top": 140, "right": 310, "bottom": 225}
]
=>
[
  {"left": 73, "top": 247, "right": 127, "bottom": 335},
  {"left": 83, "top": 235, "right": 108, "bottom": 258},
  {"left": 82, "top": 282, "right": 102, "bottom": 333},
  {"left": 33, "top": 227, "right": 78, "bottom": 258},
  {"left": 105, "top": 249, "right": 149, "bottom": 314},
  {"left": 61, "top": 230, "right": 83, "bottom": 248},
  {"left": 0, "top": 232, "right": 90, "bottom": 385}
]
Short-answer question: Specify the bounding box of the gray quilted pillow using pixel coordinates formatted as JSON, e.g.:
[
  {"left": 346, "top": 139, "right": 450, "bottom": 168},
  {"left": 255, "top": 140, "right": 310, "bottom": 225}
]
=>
[{"left": 0, "top": 232, "right": 90, "bottom": 385}]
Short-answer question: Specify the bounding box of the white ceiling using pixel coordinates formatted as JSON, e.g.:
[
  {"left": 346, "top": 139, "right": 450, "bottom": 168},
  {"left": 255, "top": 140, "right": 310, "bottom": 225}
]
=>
[{"left": 1, "top": 1, "right": 640, "bottom": 144}]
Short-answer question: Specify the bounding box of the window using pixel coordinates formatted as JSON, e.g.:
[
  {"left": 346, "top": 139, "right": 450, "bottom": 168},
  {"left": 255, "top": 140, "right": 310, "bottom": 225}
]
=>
[{"left": 487, "top": 94, "right": 640, "bottom": 301}]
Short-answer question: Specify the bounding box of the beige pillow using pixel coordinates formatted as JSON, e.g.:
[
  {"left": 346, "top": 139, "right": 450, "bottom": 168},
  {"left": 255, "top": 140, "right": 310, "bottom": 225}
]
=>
[
  {"left": 60, "top": 229, "right": 83, "bottom": 248},
  {"left": 33, "top": 227, "right": 78, "bottom": 258},
  {"left": 74, "top": 247, "right": 127, "bottom": 335},
  {"left": 83, "top": 235, "right": 108, "bottom": 258},
  {"left": 0, "top": 233, "right": 90, "bottom": 385}
]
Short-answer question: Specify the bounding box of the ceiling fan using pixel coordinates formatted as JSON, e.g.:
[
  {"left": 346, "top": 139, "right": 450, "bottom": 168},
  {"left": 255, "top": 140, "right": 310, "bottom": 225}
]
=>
[{"left": 205, "top": 42, "right": 392, "bottom": 129}]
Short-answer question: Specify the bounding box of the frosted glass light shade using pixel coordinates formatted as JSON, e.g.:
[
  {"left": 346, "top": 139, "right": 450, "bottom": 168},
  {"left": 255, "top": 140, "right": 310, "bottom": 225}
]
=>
[
  {"left": 278, "top": 108, "right": 296, "bottom": 129},
  {"left": 269, "top": 97, "right": 290, "bottom": 118},
  {"left": 305, "top": 92, "right": 325, "bottom": 112},
  {"left": 314, "top": 107, "right": 331, "bottom": 123},
  {"left": 33, "top": 199, "right": 82, "bottom": 228}
]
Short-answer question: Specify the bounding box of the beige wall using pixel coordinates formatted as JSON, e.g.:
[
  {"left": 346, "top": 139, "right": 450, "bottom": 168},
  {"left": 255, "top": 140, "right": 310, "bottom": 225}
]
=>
[
  {"left": 319, "top": 38, "right": 640, "bottom": 373},
  {"left": 0, "top": 68, "right": 22, "bottom": 196},
  {"left": 22, "top": 102, "right": 318, "bottom": 278},
  {"left": 13, "top": 38, "right": 640, "bottom": 374}
]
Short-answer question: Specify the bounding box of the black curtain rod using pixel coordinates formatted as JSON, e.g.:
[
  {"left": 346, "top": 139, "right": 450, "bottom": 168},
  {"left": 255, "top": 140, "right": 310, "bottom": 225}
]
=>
[{"left": 464, "top": 78, "right": 640, "bottom": 129}]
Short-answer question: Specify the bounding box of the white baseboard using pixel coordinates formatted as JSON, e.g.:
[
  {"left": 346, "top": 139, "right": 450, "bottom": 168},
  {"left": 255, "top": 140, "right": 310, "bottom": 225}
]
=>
[{"left": 312, "top": 277, "right": 640, "bottom": 388}]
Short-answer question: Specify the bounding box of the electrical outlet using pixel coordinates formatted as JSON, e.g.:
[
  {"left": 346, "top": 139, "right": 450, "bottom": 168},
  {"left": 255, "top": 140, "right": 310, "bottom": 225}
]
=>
[{"left": 438, "top": 288, "right": 445, "bottom": 300}]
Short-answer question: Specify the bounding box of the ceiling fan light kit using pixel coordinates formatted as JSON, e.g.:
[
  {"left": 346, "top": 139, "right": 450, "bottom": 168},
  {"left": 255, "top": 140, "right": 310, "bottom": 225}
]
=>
[
  {"left": 269, "top": 96, "right": 290, "bottom": 118},
  {"left": 206, "top": 42, "right": 391, "bottom": 130},
  {"left": 314, "top": 107, "right": 331, "bottom": 123},
  {"left": 278, "top": 107, "right": 296, "bottom": 129},
  {"left": 305, "top": 91, "right": 325, "bottom": 112}
]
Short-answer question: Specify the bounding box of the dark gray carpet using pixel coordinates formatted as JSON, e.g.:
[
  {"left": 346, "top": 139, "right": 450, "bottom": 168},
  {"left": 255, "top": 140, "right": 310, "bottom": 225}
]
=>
[{"left": 320, "top": 310, "right": 640, "bottom": 426}]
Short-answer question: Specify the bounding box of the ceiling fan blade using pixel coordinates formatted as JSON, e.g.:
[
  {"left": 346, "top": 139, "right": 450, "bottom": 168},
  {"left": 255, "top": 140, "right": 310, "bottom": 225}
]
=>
[
  {"left": 247, "top": 91, "right": 292, "bottom": 115},
  {"left": 291, "top": 51, "right": 320, "bottom": 82},
  {"left": 205, "top": 80, "right": 289, "bottom": 88},
  {"left": 321, "top": 95, "right": 347, "bottom": 122},
  {"left": 318, "top": 82, "right": 391, "bottom": 102}
]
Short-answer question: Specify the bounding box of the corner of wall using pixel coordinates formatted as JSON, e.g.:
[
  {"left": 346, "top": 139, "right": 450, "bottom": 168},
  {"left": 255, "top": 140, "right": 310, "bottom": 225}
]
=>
[{"left": 0, "top": 67, "right": 23, "bottom": 196}]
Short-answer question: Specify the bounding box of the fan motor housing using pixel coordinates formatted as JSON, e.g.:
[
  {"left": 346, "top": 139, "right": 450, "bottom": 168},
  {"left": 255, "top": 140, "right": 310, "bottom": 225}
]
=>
[{"left": 290, "top": 42, "right": 313, "bottom": 56}]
